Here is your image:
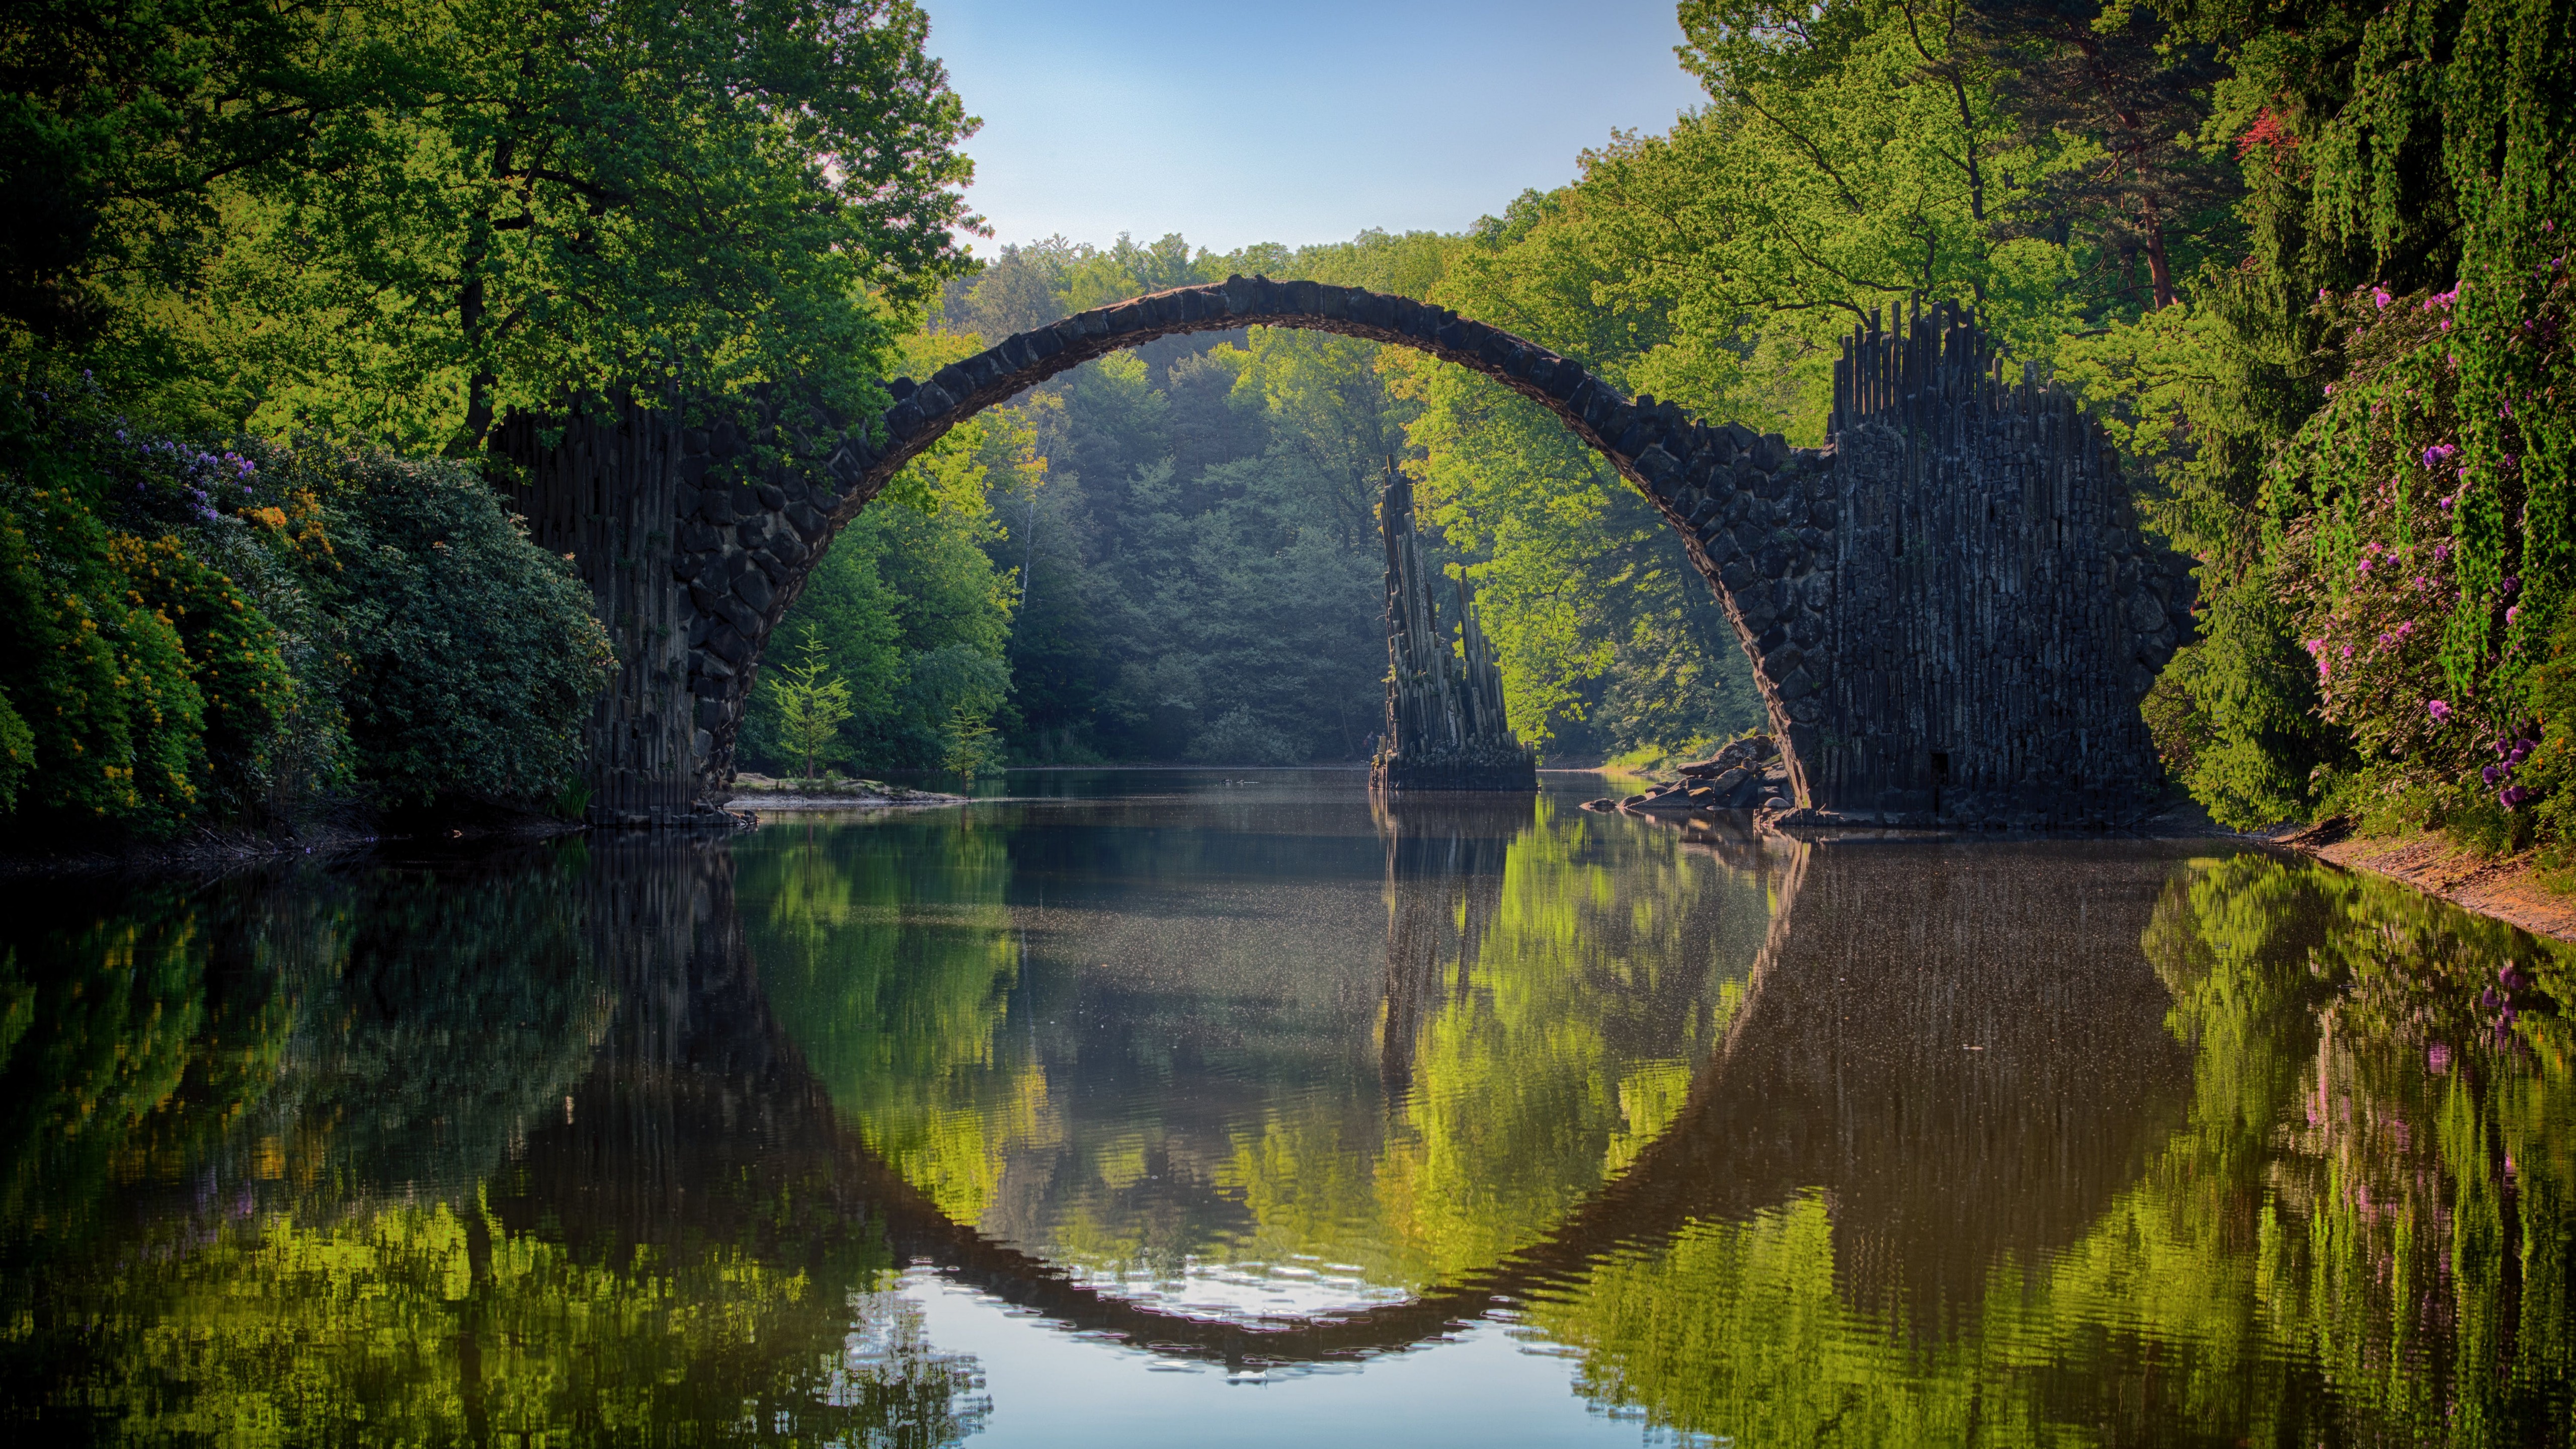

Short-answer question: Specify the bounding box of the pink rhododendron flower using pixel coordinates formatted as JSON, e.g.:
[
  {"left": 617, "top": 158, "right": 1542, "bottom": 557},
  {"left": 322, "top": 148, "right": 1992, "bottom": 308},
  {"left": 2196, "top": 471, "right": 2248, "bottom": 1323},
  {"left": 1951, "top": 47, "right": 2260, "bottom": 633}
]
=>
[
  {"left": 2429, "top": 699, "right": 2453, "bottom": 722},
  {"left": 2373, "top": 287, "right": 2391, "bottom": 309}
]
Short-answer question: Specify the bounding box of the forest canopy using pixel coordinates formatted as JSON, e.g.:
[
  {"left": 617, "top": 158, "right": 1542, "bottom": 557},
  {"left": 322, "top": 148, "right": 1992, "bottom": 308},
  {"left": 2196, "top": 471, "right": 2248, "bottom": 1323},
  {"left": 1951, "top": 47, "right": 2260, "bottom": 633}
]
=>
[
  {"left": 5, "top": 0, "right": 2572, "bottom": 848},
  {"left": 0, "top": 0, "right": 979, "bottom": 833}
]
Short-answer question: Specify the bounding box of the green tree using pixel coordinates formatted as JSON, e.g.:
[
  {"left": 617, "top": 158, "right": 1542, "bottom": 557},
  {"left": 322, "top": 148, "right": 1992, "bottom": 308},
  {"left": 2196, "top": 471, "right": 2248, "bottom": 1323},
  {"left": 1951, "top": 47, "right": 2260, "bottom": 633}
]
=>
[
  {"left": 207, "top": 0, "right": 980, "bottom": 451},
  {"left": 940, "top": 704, "right": 1003, "bottom": 778},
  {"left": 772, "top": 628, "right": 856, "bottom": 784},
  {"left": 0, "top": 0, "right": 374, "bottom": 370}
]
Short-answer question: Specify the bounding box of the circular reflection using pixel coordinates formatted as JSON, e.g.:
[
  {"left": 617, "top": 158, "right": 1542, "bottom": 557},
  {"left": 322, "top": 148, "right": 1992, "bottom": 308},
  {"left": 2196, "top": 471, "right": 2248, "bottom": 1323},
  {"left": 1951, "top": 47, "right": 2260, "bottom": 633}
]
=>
[{"left": 742, "top": 791, "right": 1772, "bottom": 1325}]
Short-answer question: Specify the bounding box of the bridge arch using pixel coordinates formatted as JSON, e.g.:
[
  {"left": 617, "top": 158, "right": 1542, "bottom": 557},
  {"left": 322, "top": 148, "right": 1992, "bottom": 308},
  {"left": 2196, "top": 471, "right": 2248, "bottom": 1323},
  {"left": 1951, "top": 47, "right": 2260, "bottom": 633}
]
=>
[
  {"left": 645, "top": 277, "right": 1818, "bottom": 801},
  {"left": 508, "top": 286, "right": 2192, "bottom": 827}
]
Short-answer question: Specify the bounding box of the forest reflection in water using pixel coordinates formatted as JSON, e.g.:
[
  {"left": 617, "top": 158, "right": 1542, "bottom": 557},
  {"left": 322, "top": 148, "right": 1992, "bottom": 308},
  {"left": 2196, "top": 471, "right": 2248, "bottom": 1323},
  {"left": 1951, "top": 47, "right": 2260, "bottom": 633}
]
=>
[{"left": 0, "top": 774, "right": 2570, "bottom": 1445}]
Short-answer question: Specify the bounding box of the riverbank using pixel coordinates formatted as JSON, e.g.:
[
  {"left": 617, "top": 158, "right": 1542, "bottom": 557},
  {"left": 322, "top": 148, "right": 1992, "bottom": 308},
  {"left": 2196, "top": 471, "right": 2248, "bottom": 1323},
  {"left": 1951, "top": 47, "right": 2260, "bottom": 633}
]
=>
[
  {"left": 2266, "top": 822, "right": 2576, "bottom": 944},
  {"left": 0, "top": 812, "right": 583, "bottom": 878},
  {"left": 725, "top": 775, "right": 969, "bottom": 810}
]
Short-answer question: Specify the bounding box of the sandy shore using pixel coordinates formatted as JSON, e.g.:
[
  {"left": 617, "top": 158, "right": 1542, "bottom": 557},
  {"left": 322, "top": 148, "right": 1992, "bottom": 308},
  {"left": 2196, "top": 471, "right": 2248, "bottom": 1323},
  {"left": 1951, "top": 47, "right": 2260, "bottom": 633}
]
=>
[{"left": 2265, "top": 821, "right": 2576, "bottom": 943}]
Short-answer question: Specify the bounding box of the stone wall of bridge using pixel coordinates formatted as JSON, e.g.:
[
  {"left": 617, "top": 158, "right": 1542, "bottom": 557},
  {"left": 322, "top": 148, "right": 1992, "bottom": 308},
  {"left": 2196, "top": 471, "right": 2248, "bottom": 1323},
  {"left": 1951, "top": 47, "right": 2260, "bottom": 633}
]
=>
[{"left": 502, "top": 281, "right": 2192, "bottom": 828}]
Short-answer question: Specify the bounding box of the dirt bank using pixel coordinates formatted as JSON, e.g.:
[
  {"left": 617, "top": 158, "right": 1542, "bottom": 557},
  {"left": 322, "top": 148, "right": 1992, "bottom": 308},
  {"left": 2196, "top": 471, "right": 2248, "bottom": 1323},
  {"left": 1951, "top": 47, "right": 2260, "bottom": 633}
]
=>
[{"left": 2269, "top": 821, "right": 2576, "bottom": 944}]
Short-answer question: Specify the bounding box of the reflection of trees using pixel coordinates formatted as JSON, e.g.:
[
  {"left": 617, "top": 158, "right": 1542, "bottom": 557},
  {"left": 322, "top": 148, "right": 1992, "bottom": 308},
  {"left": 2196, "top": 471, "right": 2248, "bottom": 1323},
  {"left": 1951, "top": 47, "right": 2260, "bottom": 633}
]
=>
[
  {"left": 1527, "top": 845, "right": 2576, "bottom": 1445},
  {"left": 252, "top": 847, "right": 612, "bottom": 1204},
  {"left": 1357, "top": 795, "right": 1765, "bottom": 1283},
  {"left": 0, "top": 876, "right": 287, "bottom": 1295},
  {"left": 739, "top": 815, "right": 1040, "bottom": 1224},
  {"left": 1, "top": 839, "right": 989, "bottom": 1446}
]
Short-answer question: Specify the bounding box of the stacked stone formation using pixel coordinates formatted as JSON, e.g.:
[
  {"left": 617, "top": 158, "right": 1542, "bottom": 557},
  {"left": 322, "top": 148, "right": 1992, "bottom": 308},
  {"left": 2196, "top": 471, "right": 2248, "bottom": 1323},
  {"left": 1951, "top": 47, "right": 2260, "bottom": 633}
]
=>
[
  {"left": 508, "top": 275, "right": 2191, "bottom": 826},
  {"left": 497, "top": 381, "right": 895, "bottom": 817},
  {"left": 1591, "top": 735, "right": 1787, "bottom": 815},
  {"left": 1371, "top": 467, "right": 1537, "bottom": 792},
  {"left": 1804, "top": 299, "right": 2197, "bottom": 825}
]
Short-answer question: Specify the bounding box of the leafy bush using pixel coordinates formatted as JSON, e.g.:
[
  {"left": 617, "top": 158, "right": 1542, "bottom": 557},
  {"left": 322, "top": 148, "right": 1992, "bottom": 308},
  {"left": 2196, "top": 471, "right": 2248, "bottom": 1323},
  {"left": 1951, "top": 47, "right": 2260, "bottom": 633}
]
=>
[
  {"left": 0, "top": 394, "right": 210, "bottom": 834},
  {"left": 1, "top": 377, "right": 614, "bottom": 834},
  {"left": 308, "top": 455, "right": 613, "bottom": 811}
]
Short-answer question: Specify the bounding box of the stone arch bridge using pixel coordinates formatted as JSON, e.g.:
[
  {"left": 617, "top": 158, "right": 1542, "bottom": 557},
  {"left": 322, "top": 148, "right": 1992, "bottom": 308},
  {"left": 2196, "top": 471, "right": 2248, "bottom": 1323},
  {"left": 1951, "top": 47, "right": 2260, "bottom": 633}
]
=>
[{"left": 500, "top": 281, "right": 2194, "bottom": 828}]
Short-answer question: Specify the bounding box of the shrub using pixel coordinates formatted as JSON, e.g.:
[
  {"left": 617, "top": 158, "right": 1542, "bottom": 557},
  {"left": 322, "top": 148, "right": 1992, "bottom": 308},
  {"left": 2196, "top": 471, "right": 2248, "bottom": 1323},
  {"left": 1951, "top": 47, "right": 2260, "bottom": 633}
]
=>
[
  {"left": 0, "top": 398, "right": 209, "bottom": 835},
  {"left": 1, "top": 376, "right": 615, "bottom": 833},
  {"left": 310, "top": 455, "right": 613, "bottom": 811}
]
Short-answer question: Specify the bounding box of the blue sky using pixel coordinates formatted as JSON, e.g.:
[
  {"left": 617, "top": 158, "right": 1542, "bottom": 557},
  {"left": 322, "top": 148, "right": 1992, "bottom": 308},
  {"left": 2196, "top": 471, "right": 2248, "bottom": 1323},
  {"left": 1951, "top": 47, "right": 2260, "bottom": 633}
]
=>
[{"left": 915, "top": 0, "right": 1709, "bottom": 256}]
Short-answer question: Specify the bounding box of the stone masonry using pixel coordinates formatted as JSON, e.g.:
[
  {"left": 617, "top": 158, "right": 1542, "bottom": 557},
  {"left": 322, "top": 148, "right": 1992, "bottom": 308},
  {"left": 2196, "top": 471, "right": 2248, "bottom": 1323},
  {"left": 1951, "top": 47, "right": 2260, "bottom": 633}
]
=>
[{"left": 503, "top": 280, "right": 2192, "bottom": 827}]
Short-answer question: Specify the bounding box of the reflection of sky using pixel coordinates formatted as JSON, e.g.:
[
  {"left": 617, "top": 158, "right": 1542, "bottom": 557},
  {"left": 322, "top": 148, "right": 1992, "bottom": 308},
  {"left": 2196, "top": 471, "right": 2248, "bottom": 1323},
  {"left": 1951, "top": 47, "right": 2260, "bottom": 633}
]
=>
[
  {"left": 895, "top": 1270, "right": 1702, "bottom": 1447},
  {"left": 1059, "top": 1255, "right": 1409, "bottom": 1323}
]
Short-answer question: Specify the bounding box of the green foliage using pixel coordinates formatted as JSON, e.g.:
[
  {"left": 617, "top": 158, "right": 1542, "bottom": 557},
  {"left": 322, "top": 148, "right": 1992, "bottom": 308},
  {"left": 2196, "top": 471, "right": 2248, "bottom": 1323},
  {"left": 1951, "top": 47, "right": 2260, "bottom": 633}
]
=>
[
  {"left": 0, "top": 0, "right": 371, "bottom": 359},
  {"left": 747, "top": 415, "right": 1020, "bottom": 773},
  {"left": 0, "top": 394, "right": 210, "bottom": 833},
  {"left": 314, "top": 452, "right": 613, "bottom": 810},
  {"left": 0, "top": 0, "right": 983, "bottom": 836},
  {"left": 772, "top": 627, "right": 857, "bottom": 783},
  {"left": 104, "top": 532, "right": 292, "bottom": 814},
  {"left": 2073, "top": 0, "right": 2576, "bottom": 838}
]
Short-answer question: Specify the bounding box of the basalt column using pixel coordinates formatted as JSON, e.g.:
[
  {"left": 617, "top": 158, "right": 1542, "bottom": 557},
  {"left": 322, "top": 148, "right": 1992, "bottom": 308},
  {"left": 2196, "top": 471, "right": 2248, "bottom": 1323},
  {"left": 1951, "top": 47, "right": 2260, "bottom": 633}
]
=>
[
  {"left": 1801, "top": 303, "right": 2199, "bottom": 825},
  {"left": 498, "top": 388, "right": 888, "bottom": 825},
  {"left": 1371, "top": 466, "right": 1538, "bottom": 793},
  {"left": 494, "top": 396, "right": 708, "bottom": 827}
]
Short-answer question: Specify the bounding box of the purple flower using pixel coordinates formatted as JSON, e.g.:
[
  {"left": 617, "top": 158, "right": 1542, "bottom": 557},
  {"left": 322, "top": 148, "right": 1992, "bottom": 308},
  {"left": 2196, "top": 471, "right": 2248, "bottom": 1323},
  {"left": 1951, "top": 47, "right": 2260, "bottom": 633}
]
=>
[
  {"left": 2358, "top": 558, "right": 2373, "bottom": 573},
  {"left": 2373, "top": 287, "right": 2392, "bottom": 310},
  {"left": 2378, "top": 632, "right": 2394, "bottom": 647},
  {"left": 2483, "top": 764, "right": 2502, "bottom": 785},
  {"left": 2505, "top": 575, "right": 2520, "bottom": 593},
  {"left": 2423, "top": 443, "right": 2457, "bottom": 467},
  {"left": 2429, "top": 699, "right": 2453, "bottom": 722}
]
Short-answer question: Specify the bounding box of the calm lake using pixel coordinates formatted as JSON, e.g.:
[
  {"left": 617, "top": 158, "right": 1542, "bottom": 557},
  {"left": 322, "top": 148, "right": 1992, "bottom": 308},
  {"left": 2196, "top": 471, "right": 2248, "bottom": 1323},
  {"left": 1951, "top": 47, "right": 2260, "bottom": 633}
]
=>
[{"left": 5, "top": 771, "right": 2570, "bottom": 1446}]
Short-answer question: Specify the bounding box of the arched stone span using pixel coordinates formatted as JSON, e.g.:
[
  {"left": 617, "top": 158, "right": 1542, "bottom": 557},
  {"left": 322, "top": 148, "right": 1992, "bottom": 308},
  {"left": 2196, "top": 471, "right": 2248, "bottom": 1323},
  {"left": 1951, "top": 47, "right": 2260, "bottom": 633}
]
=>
[{"left": 505, "top": 284, "right": 2193, "bottom": 826}]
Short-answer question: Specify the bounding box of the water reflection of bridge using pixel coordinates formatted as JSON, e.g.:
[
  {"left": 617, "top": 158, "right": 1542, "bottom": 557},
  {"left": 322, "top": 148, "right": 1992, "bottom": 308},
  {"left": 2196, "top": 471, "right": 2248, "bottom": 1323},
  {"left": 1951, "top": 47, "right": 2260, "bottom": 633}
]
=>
[{"left": 512, "top": 818, "right": 2194, "bottom": 1366}]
